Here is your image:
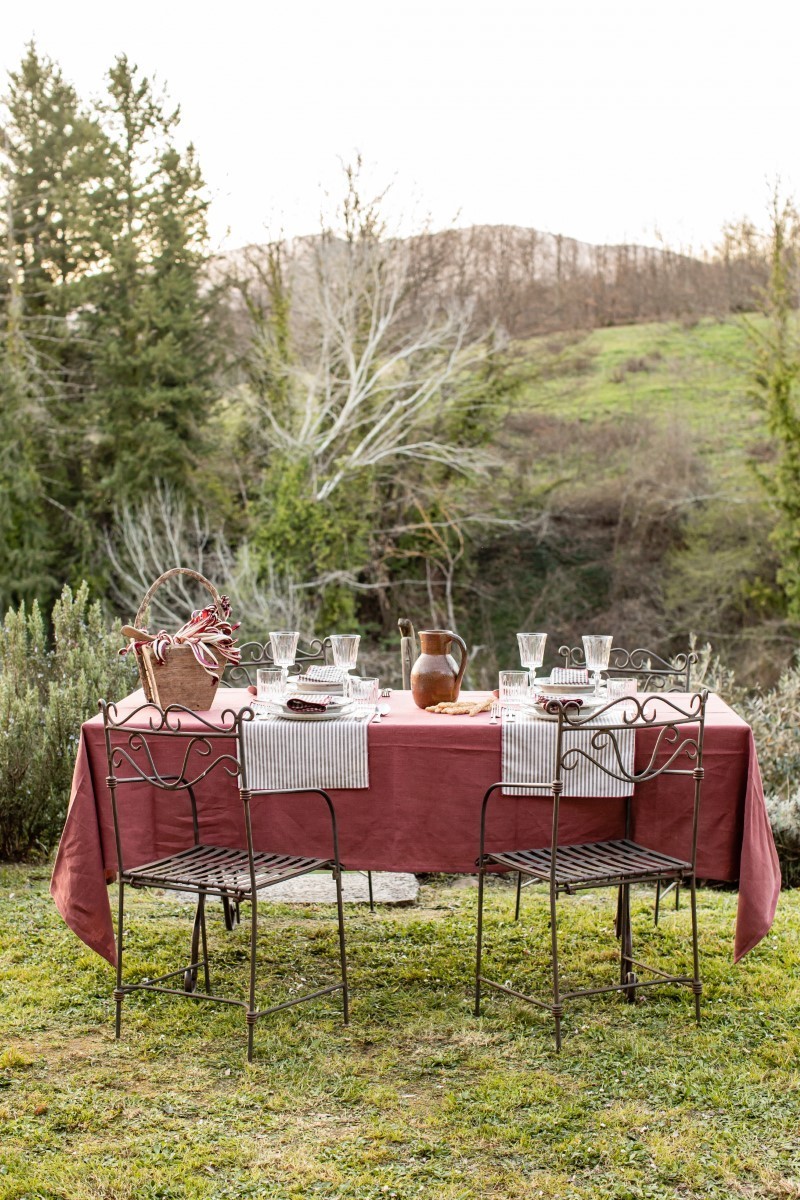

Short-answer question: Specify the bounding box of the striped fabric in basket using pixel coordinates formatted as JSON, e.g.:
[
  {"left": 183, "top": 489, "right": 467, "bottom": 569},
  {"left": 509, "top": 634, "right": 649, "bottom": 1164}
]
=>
[
  {"left": 502, "top": 709, "right": 634, "bottom": 798},
  {"left": 241, "top": 713, "right": 369, "bottom": 792}
]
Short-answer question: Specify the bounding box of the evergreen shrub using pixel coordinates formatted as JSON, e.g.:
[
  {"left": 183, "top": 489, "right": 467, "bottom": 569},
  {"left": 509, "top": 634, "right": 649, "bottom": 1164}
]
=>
[{"left": 0, "top": 583, "right": 134, "bottom": 859}]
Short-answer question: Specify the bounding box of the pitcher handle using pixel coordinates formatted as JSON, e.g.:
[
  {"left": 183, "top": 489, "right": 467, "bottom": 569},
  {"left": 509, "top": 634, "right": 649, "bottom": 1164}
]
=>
[{"left": 451, "top": 632, "right": 469, "bottom": 692}]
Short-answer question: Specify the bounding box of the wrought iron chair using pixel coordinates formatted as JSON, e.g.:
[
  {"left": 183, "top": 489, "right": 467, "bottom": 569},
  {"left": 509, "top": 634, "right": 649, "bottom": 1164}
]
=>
[
  {"left": 223, "top": 636, "right": 329, "bottom": 687},
  {"left": 100, "top": 698, "right": 349, "bottom": 1061},
  {"left": 551, "top": 643, "right": 700, "bottom": 924},
  {"left": 475, "top": 691, "right": 707, "bottom": 1048}
]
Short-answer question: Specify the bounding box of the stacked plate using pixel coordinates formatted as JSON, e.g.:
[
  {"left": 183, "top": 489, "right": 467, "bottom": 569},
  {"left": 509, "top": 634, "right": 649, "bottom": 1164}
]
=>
[
  {"left": 253, "top": 696, "right": 356, "bottom": 722},
  {"left": 528, "top": 675, "right": 605, "bottom": 721},
  {"left": 286, "top": 672, "right": 349, "bottom": 695}
]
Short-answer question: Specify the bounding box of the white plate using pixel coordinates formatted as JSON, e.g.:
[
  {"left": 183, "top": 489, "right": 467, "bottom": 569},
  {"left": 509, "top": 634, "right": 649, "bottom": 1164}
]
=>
[{"left": 254, "top": 701, "right": 358, "bottom": 722}]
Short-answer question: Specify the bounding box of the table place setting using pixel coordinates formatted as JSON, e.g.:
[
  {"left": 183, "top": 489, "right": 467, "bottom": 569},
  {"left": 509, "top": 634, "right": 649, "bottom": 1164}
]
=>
[
  {"left": 241, "top": 632, "right": 388, "bottom": 792},
  {"left": 498, "top": 632, "right": 636, "bottom": 796}
]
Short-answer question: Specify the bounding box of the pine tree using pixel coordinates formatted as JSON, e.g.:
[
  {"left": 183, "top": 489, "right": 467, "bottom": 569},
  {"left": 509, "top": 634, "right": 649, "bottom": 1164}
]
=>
[
  {"left": 86, "top": 56, "right": 218, "bottom": 516},
  {"left": 0, "top": 46, "right": 104, "bottom": 603}
]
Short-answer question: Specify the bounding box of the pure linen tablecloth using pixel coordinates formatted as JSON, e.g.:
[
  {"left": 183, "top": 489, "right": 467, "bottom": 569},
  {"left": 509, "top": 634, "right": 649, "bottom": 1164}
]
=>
[{"left": 50, "top": 689, "right": 781, "bottom": 966}]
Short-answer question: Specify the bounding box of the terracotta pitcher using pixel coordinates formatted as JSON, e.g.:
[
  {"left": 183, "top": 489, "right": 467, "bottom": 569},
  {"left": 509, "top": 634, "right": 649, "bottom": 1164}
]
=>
[{"left": 410, "top": 629, "right": 469, "bottom": 708}]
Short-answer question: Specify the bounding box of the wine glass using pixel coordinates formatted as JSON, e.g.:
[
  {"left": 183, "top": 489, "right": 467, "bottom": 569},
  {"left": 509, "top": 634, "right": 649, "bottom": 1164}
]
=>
[
  {"left": 582, "top": 634, "right": 613, "bottom": 699},
  {"left": 329, "top": 634, "right": 360, "bottom": 675},
  {"left": 268, "top": 630, "right": 300, "bottom": 689},
  {"left": 517, "top": 632, "right": 547, "bottom": 685}
]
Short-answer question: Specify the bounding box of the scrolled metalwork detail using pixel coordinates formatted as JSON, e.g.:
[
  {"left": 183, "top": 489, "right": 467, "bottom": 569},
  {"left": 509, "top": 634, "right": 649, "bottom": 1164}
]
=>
[
  {"left": 220, "top": 637, "right": 327, "bottom": 687},
  {"left": 556, "top": 644, "right": 698, "bottom": 691}
]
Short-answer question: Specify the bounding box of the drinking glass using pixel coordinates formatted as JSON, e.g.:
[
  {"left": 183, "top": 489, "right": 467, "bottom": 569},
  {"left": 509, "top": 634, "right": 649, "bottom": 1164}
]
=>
[
  {"left": 582, "top": 634, "right": 613, "bottom": 699},
  {"left": 256, "top": 667, "right": 284, "bottom": 702},
  {"left": 269, "top": 630, "right": 300, "bottom": 688},
  {"left": 499, "top": 669, "right": 529, "bottom": 710},
  {"left": 329, "top": 634, "right": 360, "bottom": 673},
  {"left": 348, "top": 676, "right": 379, "bottom": 716},
  {"left": 517, "top": 632, "right": 547, "bottom": 684},
  {"left": 606, "top": 677, "right": 638, "bottom": 700}
]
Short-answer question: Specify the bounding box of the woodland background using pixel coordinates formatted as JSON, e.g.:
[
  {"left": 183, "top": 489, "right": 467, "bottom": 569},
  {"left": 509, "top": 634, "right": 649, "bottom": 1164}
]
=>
[{"left": 3, "top": 47, "right": 800, "bottom": 863}]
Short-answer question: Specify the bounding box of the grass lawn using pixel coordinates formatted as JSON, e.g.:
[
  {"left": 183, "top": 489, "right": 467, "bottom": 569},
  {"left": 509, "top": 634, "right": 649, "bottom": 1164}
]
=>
[
  {"left": 507, "top": 317, "right": 769, "bottom": 492},
  {"left": 1, "top": 867, "right": 798, "bottom": 1200}
]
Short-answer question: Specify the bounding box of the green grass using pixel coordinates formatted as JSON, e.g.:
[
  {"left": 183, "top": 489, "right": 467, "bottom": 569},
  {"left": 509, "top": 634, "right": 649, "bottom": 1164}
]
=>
[
  {"left": 506, "top": 317, "right": 771, "bottom": 494},
  {"left": 1, "top": 866, "right": 799, "bottom": 1199}
]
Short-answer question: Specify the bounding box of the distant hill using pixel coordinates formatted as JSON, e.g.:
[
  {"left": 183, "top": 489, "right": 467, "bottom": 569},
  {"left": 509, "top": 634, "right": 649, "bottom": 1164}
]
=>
[{"left": 214, "top": 223, "right": 767, "bottom": 338}]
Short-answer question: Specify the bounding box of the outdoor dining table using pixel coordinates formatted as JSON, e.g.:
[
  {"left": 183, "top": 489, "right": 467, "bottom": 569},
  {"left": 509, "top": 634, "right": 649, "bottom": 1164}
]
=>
[{"left": 50, "top": 688, "right": 780, "bottom": 967}]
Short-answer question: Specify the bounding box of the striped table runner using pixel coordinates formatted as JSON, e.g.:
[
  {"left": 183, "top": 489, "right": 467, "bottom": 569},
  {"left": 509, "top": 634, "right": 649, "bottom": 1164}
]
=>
[
  {"left": 241, "top": 713, "right": 370, "bottom": 792},
  {"left": 502, "top": 709, "right": 634, "bottom": 797}
]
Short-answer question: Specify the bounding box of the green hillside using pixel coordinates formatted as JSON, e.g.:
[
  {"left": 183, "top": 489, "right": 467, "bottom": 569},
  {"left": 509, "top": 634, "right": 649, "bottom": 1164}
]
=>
[{"left": 468, "top": 316, "right": 790, "bottom": 686}]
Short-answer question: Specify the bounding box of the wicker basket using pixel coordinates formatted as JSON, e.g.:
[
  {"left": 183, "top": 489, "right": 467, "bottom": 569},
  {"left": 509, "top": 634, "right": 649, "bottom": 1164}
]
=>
[{"left": 128, "top": 568, "right": 227, "bottom": 711}]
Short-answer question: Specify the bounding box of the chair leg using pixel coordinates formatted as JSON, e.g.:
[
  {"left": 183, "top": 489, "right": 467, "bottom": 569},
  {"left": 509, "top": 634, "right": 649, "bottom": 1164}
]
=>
[
  {"left": 675, "top": 882, "right": 681, "bottom": 912},
  {"left": 334, "top": 866, "right": 350, "bottom": 1025},
  {"left": 474, "top": 864, "right": 486, "bottom": 1017},
  {"left": 247, "top": 898, "right": 258, "bottom": 1063},
  {"left": 689, "top": 876, "right": 702, "bottom": 1024},
  {"left": 620, "top": 883, "right": 636, "bottom": 1003},
  {"left": 199, "top": 892, "right": 211, "bottom": 994},
  {"left": 185, "top": 896, "right": 205, "bottom": 993},
  {"left": 549, "top": 881, "right": 562, "bottom": 1050},
  {"left": 514, "top": 871, "right": 523, "bottom": 921},
  {"left": 367, "top": 870, "right": 375, "bottom": 914},
  {"left": 654, "top": 880, "right": 661, "bottom": 927},
  {"left": 114, "top": 881, "right": 125, "bottom": 1039}
]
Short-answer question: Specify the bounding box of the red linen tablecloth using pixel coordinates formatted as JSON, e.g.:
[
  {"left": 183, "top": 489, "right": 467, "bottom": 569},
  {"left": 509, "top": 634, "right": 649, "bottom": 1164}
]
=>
[{"left": 50, "top": 690, "right": 780, "bottom": 966}]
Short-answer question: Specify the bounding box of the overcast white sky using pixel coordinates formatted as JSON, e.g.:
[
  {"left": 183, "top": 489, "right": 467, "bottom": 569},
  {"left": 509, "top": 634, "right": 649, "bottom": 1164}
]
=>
[{"left": 3, "top": 0, "right": 799, "bottom": 255}]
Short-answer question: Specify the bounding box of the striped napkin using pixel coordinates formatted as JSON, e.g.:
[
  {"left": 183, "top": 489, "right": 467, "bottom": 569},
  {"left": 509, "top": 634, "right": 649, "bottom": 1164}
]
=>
[
  {"left": 299, "top": 665, "right": 351, "bottom": 684},
  {"left": 550, "top": 667, "right": 590, "bottom": 684},
  {"left": 502, "top": 708, "right": 634, "bottom": 798},
  {"left": 242, "top": 712, "right": 369, "bottom": 791}
]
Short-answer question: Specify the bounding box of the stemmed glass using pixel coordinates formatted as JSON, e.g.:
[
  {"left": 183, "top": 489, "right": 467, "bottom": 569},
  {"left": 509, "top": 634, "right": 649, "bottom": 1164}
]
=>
[
  {"left": 582, "top": 634, "right": 613, "bottom": 700},
  {"left": 517, "top": 632, "right": 547, "bottom": 686},
  {"left": 268, "top": 630, "right": 300, "bottom": 690},
  {"left": 329, "top": 634, "right": 360, "bottom": 675}
]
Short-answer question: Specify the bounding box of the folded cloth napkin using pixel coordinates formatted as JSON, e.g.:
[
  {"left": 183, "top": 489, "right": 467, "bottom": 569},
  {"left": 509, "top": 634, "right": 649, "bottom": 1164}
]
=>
[
  {"left": 286, "top": 694, "right": 334, "bottom": 713},
  {"left": 535, "top": 694, "right": 584, "bottom": 709},
  {"left": 298, "top": 665, "right": 350, "bottom": 684},
  {"left": 550, "top": 667, "right": 590, "bottom": 684}
]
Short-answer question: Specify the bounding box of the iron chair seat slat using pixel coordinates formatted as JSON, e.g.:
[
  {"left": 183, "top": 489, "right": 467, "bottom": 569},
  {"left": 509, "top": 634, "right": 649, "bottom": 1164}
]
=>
[
  {"left": 123, "top": 844, "right": 331, "bottom": 897},
  {"left": 486, "top": 839, "right": 691, "bottom": 887}
]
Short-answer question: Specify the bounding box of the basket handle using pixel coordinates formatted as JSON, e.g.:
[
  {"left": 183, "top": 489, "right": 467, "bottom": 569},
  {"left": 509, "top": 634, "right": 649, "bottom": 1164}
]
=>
[{"left": 134, "top": 567, "right": 224, "bottom": 631}]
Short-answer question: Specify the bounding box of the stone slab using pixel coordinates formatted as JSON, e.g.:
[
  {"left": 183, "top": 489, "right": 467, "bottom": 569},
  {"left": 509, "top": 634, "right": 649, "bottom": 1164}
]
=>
[
  {"left": 267, "top": 871, "right": 419, "bottom": 905},
  {"left": 168, "top": 871, "right": 419, "bottom": 906}
]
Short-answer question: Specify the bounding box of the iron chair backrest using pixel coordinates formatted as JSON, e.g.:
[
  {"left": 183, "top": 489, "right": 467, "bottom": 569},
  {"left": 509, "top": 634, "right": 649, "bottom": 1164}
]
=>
[
  {"left": 223, "top": 637, "right": 328, "bottom": 687},
  {"left": 481, "top": 690, "right": 708, "bottom": 883},
  {"left": 100, "top": 699, "right": 256, "bottom": 883},
  {"left": 557, "top": 644, "right": 698, "bottom": 692}
]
